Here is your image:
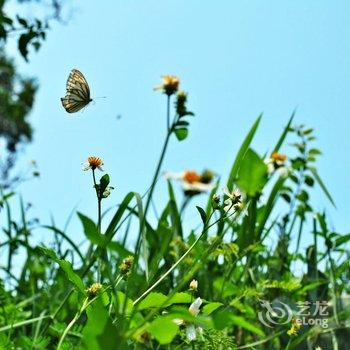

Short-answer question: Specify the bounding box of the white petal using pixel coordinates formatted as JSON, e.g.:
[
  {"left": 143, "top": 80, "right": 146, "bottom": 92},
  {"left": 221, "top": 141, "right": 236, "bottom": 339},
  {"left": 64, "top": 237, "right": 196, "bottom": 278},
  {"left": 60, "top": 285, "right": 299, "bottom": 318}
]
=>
[
  {"left": 183, "top": 182, "right": 213, "bottom": 193},
  {"left": 189, "top": 297, "right": 202, "bottom": 316},
  {"left": 82, "top": 163, "right": 91, "bottom": 171},
  {"left": 224, "top": 198, "right": 232, "bottom": 205},
  {"left": 186, "top": 324, "right": 197, "bottom": 341},
  {"left": 164, "top": 171, "right": 184, "bottom": 180},
  {"left": 173, "top": 318, "right": 184, "bottom": 326},
  {"left": 233, "top": 189, "right": 241, "bottom": 197},
  {"left": 267, "top": 162, "right": 275, "bottom": 175}
]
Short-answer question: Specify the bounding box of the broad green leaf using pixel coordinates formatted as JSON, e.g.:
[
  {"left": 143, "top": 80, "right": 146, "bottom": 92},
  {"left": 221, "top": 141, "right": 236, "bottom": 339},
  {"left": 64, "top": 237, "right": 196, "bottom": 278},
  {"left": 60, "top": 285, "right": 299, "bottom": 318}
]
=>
[
  {"left": 237, "top": 149, "right": 267, "bottom": 197},
  {"left": 57, "top": 260, "right": 86, "bottom": 294},
  {"left": 203, "top": 302, "right": 223, "bottom": 315},
  {"left": 39, "top": 247, "right": 85, "bottom": 294},
  {"left": 99, "top": 174, "right": 110, "bottom": 196},
  {"left": 138, "top": 292, "right": 192, "bottom": 310},
  {"left": 82, "top": 299, "right": 118, "bottom": 350},
  {"left": 174, "top": 127, "right": 188, "bottom": 141},
  {"left": 164, "top": 292, "right": 192, "bottom": 306},
  {"left": 227, "top": 115, "right": 261, "bottom": 190},
  {"left": 138, "top": 293, "right": 167, "bottom": 310},
  {"left": 78, "top": 212, "right": 105, "bottom": 245},
  {"left": 148, "top": 317, "right": 179, "bottom": 344}
]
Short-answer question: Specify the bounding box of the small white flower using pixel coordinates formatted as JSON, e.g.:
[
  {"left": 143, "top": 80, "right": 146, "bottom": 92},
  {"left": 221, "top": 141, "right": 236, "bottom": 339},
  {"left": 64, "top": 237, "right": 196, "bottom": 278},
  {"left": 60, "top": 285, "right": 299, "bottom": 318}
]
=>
[
  {"left": 265, "top": 152, "right": 288, "bottom": 176},
  {"left": 165, "top": 170, "right": 214, "bottom": 194},
  {"left": 172, "top": 297, "right": 203, "bottom": 342},
  {"left": 186, "top": 324, "right": 197, "bottom": 341},
  {"left": 264, "top": 158, "right": 276, "bottom": 175},
  {"left": 189, "top": 297, "right": 202, "bottom": 316},
  {"left": 223, "top": 187, "right": 241, "bottom": 213}
]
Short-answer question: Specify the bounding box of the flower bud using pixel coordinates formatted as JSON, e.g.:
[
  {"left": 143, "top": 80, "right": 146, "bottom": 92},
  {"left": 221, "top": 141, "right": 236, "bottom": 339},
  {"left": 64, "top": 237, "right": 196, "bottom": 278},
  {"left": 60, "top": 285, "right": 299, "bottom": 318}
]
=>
[
  {"left": 119, "top": 255, "right": 134, "bottom": 279},
  {"left": 189, "top": 279, "right": 198, "bottom": 291},
  {"left": 86, "top": 282, "right": 102, "bottom": 298}
]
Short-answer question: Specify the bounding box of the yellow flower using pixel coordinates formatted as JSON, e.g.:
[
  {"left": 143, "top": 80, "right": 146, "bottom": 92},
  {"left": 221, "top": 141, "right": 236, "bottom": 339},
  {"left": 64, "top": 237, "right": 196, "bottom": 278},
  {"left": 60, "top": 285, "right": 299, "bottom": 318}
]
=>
[
  {"left": 82, "top": 156, "right": 104, "bottom": 171},
  {"left": 119, "top": 255, "right": 134, "bottom": 279},
  {"left": 154, "top": 75, "right": 180, "bottom": 96},
  {"left": 86, "top": 282, "right": 102, "bottom": 298},
  {"left": 287, "top": 318, "right": 301, "bottom": 336}
]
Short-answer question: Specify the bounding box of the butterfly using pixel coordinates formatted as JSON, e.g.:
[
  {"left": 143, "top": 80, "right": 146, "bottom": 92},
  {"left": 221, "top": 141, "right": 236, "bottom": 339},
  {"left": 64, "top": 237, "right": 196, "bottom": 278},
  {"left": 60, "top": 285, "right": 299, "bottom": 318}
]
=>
[{"left": 61, "top": 69, "right": 92, "bottom": 113}]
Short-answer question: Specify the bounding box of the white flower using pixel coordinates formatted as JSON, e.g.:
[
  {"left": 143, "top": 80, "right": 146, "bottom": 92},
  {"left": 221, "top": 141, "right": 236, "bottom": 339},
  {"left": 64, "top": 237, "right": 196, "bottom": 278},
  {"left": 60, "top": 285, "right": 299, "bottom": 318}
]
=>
[
  {"left": 189, "top": 297, "right": 202, "bottom": 316},
  {"left": 186, "top": 324, "right": 197, "bottom": 341},
  {"left": 164, "top": 170, "right": 214, "bottom": 195},
  {"left": 223, "top": 187, "right": 241, "bottom": 213},
  {"left": 82, "top": 156, "right": 104, "bottom": 171},
  {"left": 173, "top": 297, "right": 203, "bottom": 342},
  {"left": 264, "top": 158, "right": 276, "bottom": 175},
  {"left": 264, "top": 152, "right": 288, "bottom": 177}
]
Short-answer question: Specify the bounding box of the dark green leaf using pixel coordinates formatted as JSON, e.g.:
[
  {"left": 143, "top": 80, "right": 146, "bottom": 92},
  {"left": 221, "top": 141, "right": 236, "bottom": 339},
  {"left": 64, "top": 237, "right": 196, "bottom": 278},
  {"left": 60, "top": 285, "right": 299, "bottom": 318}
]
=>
[
  {"left": 174, "top": 127, "right": 188, "bottom": 141},
  {"left": 196, "top": 206, "right": 207, "bottom": 225}
]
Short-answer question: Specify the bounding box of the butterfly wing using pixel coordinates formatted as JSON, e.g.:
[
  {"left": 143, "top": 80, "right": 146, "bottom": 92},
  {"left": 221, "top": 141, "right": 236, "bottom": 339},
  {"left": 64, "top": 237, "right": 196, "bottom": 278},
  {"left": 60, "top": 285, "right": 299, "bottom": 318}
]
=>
[{"left": 61, "top": 69, "right": 91, "bottom": 113}]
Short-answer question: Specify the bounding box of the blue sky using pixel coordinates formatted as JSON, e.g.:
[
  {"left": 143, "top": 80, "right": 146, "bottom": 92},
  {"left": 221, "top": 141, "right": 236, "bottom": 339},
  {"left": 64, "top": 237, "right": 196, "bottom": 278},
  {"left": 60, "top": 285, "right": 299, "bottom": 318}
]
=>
[{"left": 5, "top": 0, "right": 350, "bottom": 248}]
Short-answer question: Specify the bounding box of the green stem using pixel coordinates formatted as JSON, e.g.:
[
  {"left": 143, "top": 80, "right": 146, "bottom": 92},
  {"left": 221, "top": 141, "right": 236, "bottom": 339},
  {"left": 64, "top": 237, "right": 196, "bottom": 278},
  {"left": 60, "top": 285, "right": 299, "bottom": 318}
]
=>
[
  {"left": 143, "top": 95, "right": 172, "bottom": 226},
  {"left": 57, "top": 297, "right": 89, "bottom": 349},
  {"left": 92, "top": 169, "right": 101, "bottom": 233},
  {"left": 92, "top": 169, "right": 104, "bottom": 282},
  {"left": 166, "top": 94, "right": 170, "bottom": 132}
]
